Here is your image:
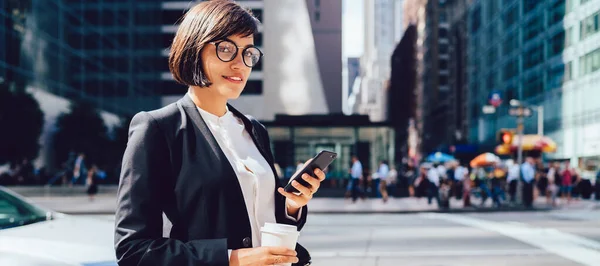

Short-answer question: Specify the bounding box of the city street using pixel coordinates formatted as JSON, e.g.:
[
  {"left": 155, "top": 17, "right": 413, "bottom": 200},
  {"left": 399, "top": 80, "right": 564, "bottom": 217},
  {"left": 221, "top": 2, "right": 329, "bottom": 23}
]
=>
[{"left": 84, "top": 209, "right": 600, "bottom": 266}]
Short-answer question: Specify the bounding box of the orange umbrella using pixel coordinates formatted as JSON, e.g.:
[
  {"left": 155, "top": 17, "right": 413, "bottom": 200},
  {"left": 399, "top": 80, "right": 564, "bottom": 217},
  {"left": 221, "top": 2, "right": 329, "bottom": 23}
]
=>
[
  {"left": 470, "top": 153, "right": 501, "bottom": 168},
  {"left": 495, "top": 134, "right": 557, "bottom": 155}
]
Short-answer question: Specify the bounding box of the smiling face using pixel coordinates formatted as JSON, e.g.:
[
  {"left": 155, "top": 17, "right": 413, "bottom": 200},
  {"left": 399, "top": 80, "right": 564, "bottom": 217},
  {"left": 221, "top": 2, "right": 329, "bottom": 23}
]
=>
[{"left": 200, "top": 34, "right": 254, "bottom": 100}]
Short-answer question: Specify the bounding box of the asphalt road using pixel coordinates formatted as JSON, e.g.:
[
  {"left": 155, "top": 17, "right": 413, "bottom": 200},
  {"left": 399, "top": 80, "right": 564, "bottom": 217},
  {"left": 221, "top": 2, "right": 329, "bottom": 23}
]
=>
[{"left": 84, "top": 208, "right": 600, "bottom": 266}]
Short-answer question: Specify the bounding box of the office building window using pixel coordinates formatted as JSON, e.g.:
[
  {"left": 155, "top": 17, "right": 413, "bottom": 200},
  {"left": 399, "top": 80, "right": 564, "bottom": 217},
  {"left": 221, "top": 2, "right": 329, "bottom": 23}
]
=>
[
  {"left": 502, "top": 34, "right": 519, "bottom": 55},
  {"left": 315, "top": 11, "right": 320, "bottom": 22},
  {"left": 162, "top": 9, "right": 186, "bottom": 25},
  {"left": 163, "top": 33, "right": 174, "bottom": 49},
  {"left": 548, "top": 30, "right": 565, "bottom": 57},
  {"left": 439, "top": 11, "right": 447, "bottom": 23},
  {"left": 470, "top": 6, "right": 482, "bottom": 33},
  {"left": 566, "top": 27, "right": 574, "bottom": 47},
  {"left": 243, "top": 80, "right": 263, "bottom": 95},
  {"left": 439, "top": 28, "right": 448, "bottom": 38},
  {"left": 523, "top": 72, "right": 544, "bottom": 98},
  {"left": 524, "top": 15, "right": 543, "bottom": 41},
  {"left": 524, "top": 0, "right": 540, "bottom": 13},
  {"left": 253, "top": 59, "right": 263, "bottom": 71},
  {"left": 486, "top": 72, "right": 497, "bottom": 90},
  {"left": 439, "top": 75, "right": 448, "bottom": 86},
  {"left": 439, "top": 60, "right": 448, "bottom": 69},
  {"left": 547, "top": 64, "right": 565, "bottom": 90},
  {"left": 503, "top": 59, "right": 519, "bottom": 79},
  {"left": 579, "top": 48, "right": 600, "bottom": 76},
  {"left": 502, "top": 5, "right": 518, "bottom": 28},
  {"left": 471, "top": 57, "right": 480, "bottom": 80},
  {"left": 254, "top": 32, "right": 263, "bottom": 47},
  {"left": 548, "top": 0, "right": 565, "bottom": 25},
  {"left": 487, "top": 25, "right": 496, "bottom": 42},
  {"left": 315, "top": 0, "right": 320, "bottom": 7},
  {"left": 581, "top": 0, "right": 591, "bottom": 4},
  {"left": 580, "top": 11, "right": 600, "bottom": 40},
  {"left": 486, "top": 0, "right": 498, "bottom": 21},
  {"left": 487, "top": 45, "right": 497, "bottom": 66},
  {"left": 161, "top": 81, "right": 187, "bottom": 95},
  {"left": 439, "top": 43, "right": 449, "bottom": 54},
  {"left": 524, "top": 43, "right": 544, "bottom": 68},
  {"left": 252, "top": 9, "right": 265, "bottom": 23},
  {"left": 565, "top": 61, "right": 572, "bottom": 81},
  {"left": 505, "top": 86, "right": 517, "bottom": 101},
  {"left": 566, "top": 0, "right": 575, "bottom": 13}
]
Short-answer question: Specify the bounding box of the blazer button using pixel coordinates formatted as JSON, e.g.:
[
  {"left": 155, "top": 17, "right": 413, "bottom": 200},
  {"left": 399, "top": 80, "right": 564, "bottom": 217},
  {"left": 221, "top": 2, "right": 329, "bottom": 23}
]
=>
[{"left": 242, "top": 237, "right": 251, "bottom": 247}]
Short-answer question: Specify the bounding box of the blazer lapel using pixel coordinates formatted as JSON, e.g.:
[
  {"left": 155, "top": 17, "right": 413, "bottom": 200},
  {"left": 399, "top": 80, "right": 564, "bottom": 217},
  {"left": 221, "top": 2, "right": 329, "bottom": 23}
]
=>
[
  {"left": 228, "top": 104, "right": 284, "bottom": 191},
  {"left": 227, "top": 104, "right": 273, "bottom": 166},
  {"left": 177, "top": 95, "right": 252, "bottom": 224}
]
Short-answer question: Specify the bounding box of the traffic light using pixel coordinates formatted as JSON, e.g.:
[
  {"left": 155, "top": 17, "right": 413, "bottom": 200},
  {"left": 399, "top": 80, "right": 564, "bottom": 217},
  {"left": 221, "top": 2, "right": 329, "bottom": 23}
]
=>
[{"left": 498, "top": 129, "right": 514, "bottom": 145}]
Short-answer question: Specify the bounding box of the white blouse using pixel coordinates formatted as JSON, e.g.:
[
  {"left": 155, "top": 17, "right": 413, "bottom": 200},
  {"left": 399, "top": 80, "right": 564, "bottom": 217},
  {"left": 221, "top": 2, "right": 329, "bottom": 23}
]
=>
[{"left": 195, "top": 104, "right": 299, "bottom": 250}]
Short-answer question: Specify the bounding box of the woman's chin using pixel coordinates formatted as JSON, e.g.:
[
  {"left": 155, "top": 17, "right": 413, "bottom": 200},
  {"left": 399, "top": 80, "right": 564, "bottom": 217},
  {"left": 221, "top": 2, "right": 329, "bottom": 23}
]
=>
[{"left": 223, "top": 87, "right": 244, "bottom": 99}]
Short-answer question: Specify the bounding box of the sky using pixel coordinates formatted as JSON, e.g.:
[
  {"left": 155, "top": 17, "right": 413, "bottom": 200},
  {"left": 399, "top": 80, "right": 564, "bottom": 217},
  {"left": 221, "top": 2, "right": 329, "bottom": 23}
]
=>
[{"left": 342, "top": 0, "right": 364, "bottom": 59}]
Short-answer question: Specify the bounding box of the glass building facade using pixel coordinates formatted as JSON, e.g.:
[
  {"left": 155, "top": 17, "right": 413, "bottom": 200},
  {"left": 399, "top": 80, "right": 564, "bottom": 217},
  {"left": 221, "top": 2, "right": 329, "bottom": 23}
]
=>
[
  {"left": 467, "top": 0, "right": 600, "bottom": 163},
  {"left": 0, "top": 0, "right": 172, "bottom": 116}
]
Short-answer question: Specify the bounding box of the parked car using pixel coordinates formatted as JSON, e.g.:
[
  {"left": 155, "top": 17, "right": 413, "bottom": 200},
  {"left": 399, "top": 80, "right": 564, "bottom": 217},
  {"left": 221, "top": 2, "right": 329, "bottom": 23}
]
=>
[{"left": 0, "top": 186, "right": 117, "bottom": 266}]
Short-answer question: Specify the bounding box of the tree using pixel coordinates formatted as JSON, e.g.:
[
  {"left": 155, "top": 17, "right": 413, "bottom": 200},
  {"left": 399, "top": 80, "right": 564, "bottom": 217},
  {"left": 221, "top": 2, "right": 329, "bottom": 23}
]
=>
[
  {"left": 52, "top": 101, "right": 111, "bottom": 169},
  {"left": 0, "top": 84, "right": 44, "bottom": 165}
]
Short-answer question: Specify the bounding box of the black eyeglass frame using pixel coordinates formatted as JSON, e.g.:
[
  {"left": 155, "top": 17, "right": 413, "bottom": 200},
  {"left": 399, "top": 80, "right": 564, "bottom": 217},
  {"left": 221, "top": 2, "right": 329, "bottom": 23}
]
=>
[{"left": 208, "top": 40, "right": 263, "bottom": 68}]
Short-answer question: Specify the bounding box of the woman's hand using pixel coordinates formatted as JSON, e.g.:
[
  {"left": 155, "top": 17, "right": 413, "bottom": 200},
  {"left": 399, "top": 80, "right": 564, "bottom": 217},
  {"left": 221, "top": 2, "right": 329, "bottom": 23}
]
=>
[
  {"left": 277, "top": 161, "right": 326, "bottom": 211},
  {"left": 229, "top": 246, "right": 297, "bottom": 266}
]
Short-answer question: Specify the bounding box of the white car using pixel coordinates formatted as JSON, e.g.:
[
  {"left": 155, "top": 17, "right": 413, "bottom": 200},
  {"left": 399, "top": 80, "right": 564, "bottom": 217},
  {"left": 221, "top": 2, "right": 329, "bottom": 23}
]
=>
[{"left": 0, "top": 186, "right": 117, "bottom": 266}]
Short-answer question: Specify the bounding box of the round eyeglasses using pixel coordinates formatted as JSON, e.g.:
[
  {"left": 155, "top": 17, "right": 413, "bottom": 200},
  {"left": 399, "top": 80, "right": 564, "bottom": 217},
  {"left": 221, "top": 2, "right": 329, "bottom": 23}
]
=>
[{"left": 208, "top": 40, "right": 263, "bottom": 68}]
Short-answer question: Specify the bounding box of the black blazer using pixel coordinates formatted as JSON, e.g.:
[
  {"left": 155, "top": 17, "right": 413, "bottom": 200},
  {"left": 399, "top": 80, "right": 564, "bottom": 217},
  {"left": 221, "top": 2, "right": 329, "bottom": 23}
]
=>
[{"left": 114, "top": 94, "right": 308, "bottom": 266}]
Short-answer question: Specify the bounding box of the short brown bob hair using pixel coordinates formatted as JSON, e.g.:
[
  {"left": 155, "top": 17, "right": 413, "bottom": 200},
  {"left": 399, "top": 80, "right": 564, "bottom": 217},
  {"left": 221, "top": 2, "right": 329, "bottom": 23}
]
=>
[{"left": 168, "top": 0, "right": 260, "bottom": 87}]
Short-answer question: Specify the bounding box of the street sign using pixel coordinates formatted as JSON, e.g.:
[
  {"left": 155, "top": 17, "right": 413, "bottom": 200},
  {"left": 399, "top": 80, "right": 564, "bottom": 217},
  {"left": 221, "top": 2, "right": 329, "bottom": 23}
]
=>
[
  {"left": 482, "top": 105, "right": 496, "bottom": 114},
  {"left": 509, "top": 106, "right": 532, "bottom": 117},
  {"left": 488, "top": 90, "right": 503, "bottom": 108}
]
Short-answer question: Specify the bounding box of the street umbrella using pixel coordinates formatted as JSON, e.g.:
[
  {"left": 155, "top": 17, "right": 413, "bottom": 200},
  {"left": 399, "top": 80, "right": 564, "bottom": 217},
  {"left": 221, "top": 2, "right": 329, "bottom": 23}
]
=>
[
  {"left": 495, "top": 134, "right": 557, "bottom": 155},
  {"left": 470, "top": 153, "right": 501, "bottom": 168},
  {"left": 425, "top": 152, "right": 455, "bottom": 163}
]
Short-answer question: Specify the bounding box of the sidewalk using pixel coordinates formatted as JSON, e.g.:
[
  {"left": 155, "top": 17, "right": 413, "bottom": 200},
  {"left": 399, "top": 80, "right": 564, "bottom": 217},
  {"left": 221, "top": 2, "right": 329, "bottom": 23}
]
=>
[
  {"left": 25, "top": 194, "right": 600, "bottom": 215},
  {"left": 10, "top": 185, "right": 599, "bottom": 215}
]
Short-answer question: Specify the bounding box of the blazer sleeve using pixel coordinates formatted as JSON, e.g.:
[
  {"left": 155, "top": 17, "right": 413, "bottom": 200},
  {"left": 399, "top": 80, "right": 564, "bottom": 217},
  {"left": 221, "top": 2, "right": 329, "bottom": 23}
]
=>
[{"left": 114, "top": 112, "right": 228, "bottom": 266}]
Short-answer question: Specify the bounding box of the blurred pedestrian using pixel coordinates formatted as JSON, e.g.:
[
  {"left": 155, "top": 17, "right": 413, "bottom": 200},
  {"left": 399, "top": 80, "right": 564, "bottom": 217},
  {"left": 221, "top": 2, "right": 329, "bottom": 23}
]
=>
[
  {"left": 595, "top": 169, "right": 600, "bottom": 200},
  {"left": 349, "top": 155, "right": 364, "bottom": 202},
  {"left": 507, "top": 160, "right": 520, "bottom": 203},
  {"left": 546, "top": 162, "right": 560, "bottom": 207},
  {"left": 580, "top": 162, "right": 595, "bottom": 199},
  {"left": 380, "top": 164, "right": 397, "bottom": 203},
  {"left": 521, "top": 157, "right": 536, "bottom": 207},
  {"left": 72, "top": 153, "right": 86, "bottom": 185},
  {"left": 427, "top": 164, "right": 441, "bottom": 206},
  {"left": 453, "top": 162, "right": 467, "bottom": 200},
  {"left": 414, "top": 165, "right": 429, "bottom": 199},
  {"left": 373, "top": 160, "right": 389, "bottom": 198},
  {"left": 86, "top": 165, "right": 99, "bottom": 201},
  {"left": 561, "top": 160, "right": 575, "bottom": 204}
]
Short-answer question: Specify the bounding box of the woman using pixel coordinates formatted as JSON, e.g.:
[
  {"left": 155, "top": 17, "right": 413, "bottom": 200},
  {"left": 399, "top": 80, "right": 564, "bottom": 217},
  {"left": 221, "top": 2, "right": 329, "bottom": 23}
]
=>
[
  {"left": 114, "top": 1, "right": 323, "bottom": 265},
  {"left": 86, "top": 165, "right": 98, "bottom": 201}
]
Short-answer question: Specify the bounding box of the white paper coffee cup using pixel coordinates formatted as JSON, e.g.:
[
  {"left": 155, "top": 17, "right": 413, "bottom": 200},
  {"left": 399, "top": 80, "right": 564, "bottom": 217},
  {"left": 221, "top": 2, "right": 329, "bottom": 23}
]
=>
[{"left": 260, "top": 223, "right": 300, "bottom": 266}]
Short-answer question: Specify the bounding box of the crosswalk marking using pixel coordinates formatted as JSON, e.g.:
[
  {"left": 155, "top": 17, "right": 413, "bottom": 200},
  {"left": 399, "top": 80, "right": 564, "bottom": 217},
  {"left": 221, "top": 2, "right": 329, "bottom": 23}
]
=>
[{"left": 422, "top": 213, "right": 600, "bottom": 266}]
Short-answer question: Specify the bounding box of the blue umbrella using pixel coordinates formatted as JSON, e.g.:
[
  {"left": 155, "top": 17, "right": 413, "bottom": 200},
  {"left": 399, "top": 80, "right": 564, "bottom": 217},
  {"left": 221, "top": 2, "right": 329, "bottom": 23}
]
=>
[{"left": 425, "top": 152, "right": 455, "bottom": 163}]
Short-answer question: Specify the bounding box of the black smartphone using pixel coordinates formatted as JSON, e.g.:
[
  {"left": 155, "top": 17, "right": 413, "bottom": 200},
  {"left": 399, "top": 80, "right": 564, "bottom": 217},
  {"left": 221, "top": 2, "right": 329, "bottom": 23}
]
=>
[{"left": 284, "top": 150, "right": 338, "bottom": 194}]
